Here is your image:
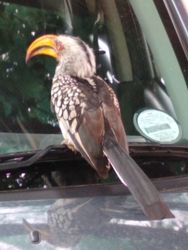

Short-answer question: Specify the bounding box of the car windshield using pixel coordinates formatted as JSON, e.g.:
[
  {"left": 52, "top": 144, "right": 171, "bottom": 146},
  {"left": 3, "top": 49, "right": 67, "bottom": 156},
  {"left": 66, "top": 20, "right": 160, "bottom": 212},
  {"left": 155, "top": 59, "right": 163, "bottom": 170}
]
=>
[
  {"left": 0, "top": 0, "right": 188, "bottom": 154},
  {"left": 1, "top": 1, "right": 188, "bottom": 249}
]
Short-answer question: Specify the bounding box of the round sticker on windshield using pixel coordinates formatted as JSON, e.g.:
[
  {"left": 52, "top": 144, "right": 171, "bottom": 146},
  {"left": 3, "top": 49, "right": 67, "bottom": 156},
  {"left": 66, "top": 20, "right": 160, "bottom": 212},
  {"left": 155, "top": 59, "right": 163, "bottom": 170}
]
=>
[{"left": 133, "top": 109, "right": 181, "bottom": 143}]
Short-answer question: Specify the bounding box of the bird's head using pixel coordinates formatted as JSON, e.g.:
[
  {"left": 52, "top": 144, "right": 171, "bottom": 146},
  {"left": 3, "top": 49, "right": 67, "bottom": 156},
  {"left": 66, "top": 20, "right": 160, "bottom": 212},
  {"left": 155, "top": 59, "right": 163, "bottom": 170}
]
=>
[{"left": 26, "top": 34, "right": 96, "bottom": 78}]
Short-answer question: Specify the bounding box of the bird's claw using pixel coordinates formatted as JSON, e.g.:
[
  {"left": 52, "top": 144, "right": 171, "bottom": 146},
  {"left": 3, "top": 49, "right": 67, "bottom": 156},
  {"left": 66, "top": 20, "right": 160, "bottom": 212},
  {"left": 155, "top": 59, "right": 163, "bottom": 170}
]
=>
[{"left": 61, "top": 139, "right": 77, "bottom": 152}]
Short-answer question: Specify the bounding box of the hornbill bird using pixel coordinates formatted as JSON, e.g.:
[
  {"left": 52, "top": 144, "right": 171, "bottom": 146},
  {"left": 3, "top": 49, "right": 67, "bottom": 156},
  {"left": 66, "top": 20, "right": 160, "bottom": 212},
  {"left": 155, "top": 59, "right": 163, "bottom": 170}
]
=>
[{"left": 26, "top": 34, "right": 174, "bottom": 220}]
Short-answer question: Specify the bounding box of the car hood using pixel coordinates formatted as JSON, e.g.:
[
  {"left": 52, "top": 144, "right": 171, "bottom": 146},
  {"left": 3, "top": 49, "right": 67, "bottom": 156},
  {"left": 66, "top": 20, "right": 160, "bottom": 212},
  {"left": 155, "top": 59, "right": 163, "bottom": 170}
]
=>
[{"left": 0, "top": 189, "right": 187, "bottom": 250}]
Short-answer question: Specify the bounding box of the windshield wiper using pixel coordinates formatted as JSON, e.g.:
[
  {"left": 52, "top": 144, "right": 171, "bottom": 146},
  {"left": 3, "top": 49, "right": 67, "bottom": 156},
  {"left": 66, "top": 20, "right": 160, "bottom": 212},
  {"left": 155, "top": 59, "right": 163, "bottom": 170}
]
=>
[
  {"left": 0, "top": 143, "right": 188, "bottom": 172},
  {"left": 130, "top": 143, "right": 188, "bottom": 158},
  {"left": 0, "top": 145, "right": 66, "bottom": 171}
]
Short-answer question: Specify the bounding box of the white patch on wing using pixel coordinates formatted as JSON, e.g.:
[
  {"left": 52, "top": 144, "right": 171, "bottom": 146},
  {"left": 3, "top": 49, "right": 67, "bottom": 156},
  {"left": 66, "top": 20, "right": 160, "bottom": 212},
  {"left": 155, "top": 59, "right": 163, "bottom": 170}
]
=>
[{"left": 59, "top": 118, "right": 73, "bottom": 146}]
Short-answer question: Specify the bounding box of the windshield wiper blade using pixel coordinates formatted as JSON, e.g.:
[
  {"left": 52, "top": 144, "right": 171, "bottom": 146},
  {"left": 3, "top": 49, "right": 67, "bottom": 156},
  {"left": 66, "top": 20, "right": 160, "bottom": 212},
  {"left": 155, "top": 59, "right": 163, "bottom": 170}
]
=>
[
  {"left": 0, "top": 145, "right": 65, "bottom": 171},
  {"left": 1, "top": 143, "right": 188, "bottom": 171},
  {"left": 130, "top": 143, "right": 188, "bottom": 158}
]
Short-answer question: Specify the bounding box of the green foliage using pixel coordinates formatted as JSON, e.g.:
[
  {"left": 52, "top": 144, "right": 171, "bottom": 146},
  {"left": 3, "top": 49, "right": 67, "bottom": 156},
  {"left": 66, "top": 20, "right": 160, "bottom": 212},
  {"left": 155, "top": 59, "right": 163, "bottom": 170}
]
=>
[{"left": 0, "top": 2, "right": 63, "bottom": 133}]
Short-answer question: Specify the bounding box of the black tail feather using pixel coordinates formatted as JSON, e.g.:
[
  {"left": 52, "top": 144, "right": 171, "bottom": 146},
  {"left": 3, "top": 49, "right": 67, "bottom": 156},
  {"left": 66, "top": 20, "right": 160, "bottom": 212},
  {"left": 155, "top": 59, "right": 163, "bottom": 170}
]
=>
[{"left": 103, "top": 135, "right": 174, "bottom": 220}]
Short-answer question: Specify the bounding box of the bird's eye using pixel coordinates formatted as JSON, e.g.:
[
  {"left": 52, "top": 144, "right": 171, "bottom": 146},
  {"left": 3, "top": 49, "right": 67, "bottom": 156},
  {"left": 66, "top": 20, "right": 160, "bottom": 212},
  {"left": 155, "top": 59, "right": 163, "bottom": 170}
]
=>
[{"left": 55, "top": 40, "right": 64, "bottom": 51}]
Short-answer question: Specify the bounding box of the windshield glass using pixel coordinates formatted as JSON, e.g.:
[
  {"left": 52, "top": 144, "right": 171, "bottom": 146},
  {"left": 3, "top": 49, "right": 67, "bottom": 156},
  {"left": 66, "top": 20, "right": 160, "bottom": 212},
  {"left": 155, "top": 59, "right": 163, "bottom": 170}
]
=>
[{"left": 0, "top": 0, "right": 188, "bottom": 154}]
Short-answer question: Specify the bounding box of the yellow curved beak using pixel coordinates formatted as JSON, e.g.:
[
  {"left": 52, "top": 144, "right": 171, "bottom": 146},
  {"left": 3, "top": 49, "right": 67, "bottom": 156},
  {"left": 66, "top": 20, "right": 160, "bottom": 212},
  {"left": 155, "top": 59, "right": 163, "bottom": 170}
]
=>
[{"left": 25, "top": 34, "right": 58, "bottom": 63}]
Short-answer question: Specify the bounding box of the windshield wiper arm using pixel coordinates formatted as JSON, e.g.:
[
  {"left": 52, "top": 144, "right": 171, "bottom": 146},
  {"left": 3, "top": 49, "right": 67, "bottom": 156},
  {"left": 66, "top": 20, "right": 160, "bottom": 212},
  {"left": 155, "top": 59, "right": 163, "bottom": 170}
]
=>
[{"left": 0, "top": 145, "right": 64, "bottom": 171}]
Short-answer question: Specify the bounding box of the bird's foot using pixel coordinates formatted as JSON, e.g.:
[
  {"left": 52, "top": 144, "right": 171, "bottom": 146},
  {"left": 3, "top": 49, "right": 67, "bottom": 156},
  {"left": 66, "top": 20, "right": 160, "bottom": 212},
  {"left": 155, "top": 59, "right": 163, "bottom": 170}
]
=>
[{"left": 61, "top": 139, "right": 77, "bottom": 152}]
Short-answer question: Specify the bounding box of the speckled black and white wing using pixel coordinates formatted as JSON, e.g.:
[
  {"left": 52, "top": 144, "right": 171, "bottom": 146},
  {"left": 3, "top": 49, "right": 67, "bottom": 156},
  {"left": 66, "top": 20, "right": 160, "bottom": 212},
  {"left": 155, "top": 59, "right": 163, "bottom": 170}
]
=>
[{"left": 51, "top": 74, "right": 108, "bottom": 177}]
